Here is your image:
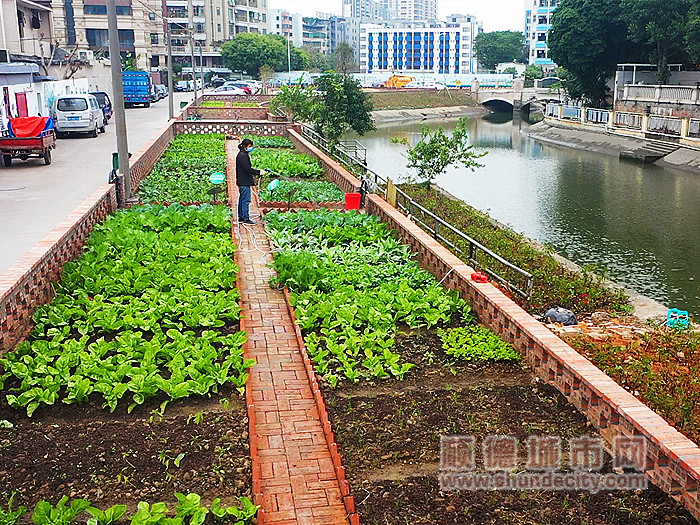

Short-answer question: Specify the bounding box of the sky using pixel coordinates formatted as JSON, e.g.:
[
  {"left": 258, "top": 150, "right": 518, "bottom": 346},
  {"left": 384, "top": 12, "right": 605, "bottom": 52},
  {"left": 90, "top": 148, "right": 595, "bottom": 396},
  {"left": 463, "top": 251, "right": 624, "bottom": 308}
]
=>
[{"left": 267, "top": 0, "right": 526, "bottom": 32}]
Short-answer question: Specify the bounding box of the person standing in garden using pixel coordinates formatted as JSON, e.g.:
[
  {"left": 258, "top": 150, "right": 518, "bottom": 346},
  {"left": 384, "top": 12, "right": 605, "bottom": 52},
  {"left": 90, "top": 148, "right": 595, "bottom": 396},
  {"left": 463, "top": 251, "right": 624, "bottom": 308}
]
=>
[{"left": 236, "top": 138, "right": 264, "bottom": 225}]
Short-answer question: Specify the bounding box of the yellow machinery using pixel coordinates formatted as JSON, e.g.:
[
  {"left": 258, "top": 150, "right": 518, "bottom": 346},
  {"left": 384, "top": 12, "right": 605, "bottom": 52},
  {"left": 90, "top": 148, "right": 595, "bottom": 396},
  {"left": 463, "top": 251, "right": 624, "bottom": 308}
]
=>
[{"left": 384, "top": 75, "right": 414, "bottom": 88}]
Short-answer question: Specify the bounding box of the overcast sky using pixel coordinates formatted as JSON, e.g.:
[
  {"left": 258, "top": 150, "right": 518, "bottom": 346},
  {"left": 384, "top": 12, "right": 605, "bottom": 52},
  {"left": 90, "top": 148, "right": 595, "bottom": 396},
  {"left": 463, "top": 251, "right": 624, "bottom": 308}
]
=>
[{"left": 268, "top": 0, "right": 526, "bottom": 32}]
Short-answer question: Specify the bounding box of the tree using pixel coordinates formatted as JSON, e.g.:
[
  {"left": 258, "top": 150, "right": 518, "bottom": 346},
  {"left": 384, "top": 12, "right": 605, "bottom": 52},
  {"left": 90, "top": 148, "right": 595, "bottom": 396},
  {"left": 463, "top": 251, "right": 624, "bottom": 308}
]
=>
[
  {"left": 549, "top": 0, "right": 636, "bottom": 106},
  {"left": 502, "top": 67, "right": 518, "bottom": 76},
  {"left": 474, "top": 31, "right": 524, "bottom": 71},
  {"left": 620, "top": 0, "right": 691, "bottom": 84},
  {"left": 302, "top": 46, "right": 330, "bottom": 72},
  {"left": 314, "top": 73, "right": 374, "bottom": 142},
  {"left": 259, "top": 65, "right": 275, "bottom": 93},
  {"left": 270, "top": 83, "right": 316, "bottom": 121},
  {"left": 220, "top": 33, "right": 307, "bottom": 77},
  {"left": 523, "top": 65, "right": 543, "bottom": 88},
  {"left": 392, "top": 118, "right": 485, "bottom": 188},
  {"left": 271, "top": 71, "right": 374, "bottom": 143},
  {"left": 332, "top": 42, "right": 355, "bottom": 76}
]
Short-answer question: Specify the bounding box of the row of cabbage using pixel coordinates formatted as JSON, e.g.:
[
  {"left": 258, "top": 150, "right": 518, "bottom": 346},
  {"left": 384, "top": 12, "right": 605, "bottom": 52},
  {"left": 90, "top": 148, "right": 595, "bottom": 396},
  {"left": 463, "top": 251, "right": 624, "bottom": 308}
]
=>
[{"left": 266, "top": 210, "right": 520, "bottom": 387}]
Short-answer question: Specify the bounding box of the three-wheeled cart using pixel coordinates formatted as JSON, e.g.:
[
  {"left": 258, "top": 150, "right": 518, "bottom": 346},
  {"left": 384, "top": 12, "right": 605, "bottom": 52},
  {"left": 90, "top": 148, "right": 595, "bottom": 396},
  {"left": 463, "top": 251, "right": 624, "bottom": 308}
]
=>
[{"left": 0, "top": 129, "right": 56, "bottom": 166}]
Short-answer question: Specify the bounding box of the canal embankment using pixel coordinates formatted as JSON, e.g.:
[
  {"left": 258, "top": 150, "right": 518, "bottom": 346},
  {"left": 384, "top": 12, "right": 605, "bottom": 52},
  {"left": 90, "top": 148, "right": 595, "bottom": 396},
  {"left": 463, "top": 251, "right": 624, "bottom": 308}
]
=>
[
  {"left": 525, "top": 119, "right": 700, "bottom": 174},
  {"left": 372, "top": 105, "right": 488, "bottom": 125}
]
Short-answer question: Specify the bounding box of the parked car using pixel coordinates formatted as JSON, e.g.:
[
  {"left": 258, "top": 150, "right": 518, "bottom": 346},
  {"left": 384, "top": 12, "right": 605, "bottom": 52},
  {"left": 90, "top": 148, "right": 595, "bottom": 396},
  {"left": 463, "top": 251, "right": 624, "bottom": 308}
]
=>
[
  {"left": 155, "top": 84, "right": 168, "bottom": 100},
  {"left": 222, "top": 81, "right": 252, "bottom": 94},
  {"left": 175, "top": 80, "right": 191, "bottom": 92},
  {"left": 90, "top": 91, "right": 113, "bottom": 125},
  {"left": 211, "top": 77, "right": 227, "bottom": 88},
  {"left": 150, "top": 84, "right": 158, "bottom": 103},
  {"left": 212, "top": 85, "right": 247, "bottom": 95},
  {"left": 51, "top": 94, "right": 105, "bottom": 138}
]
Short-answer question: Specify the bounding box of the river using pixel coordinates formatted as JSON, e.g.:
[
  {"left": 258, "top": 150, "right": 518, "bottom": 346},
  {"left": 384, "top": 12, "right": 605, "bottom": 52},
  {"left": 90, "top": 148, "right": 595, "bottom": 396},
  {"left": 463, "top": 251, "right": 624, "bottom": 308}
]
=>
[{"left": 347, "top": 114, "right": 700, "bottom": 315}]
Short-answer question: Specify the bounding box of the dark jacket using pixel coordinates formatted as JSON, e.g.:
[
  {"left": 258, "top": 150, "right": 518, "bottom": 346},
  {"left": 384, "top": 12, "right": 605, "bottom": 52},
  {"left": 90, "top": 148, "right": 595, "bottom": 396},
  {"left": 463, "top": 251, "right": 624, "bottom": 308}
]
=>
[{"left": 236, "top": 149, "right": 260, "bottom": 187}]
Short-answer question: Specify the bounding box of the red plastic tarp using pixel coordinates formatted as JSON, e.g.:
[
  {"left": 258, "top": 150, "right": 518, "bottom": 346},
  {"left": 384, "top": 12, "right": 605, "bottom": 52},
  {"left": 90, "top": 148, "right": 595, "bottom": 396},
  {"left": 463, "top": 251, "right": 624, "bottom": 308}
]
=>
[{"left": 9, "top": 116, "right": 50, "bottom": 138}]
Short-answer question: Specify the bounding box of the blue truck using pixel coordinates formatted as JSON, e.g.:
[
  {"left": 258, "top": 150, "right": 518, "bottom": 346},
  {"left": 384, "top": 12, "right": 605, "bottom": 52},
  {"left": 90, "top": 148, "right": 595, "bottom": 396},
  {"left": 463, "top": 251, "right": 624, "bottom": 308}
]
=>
[{"left": 122, "top": 71, "right": 151, "bottom": 108}]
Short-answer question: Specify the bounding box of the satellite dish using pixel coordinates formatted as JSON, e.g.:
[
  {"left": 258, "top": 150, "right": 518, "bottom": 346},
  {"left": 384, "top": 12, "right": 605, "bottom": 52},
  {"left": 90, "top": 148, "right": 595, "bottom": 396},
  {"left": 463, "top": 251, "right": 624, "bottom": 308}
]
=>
[
  {"left": 267, "top": 179, "right": 280, "bottom": 191},
  {"left": 209, "top": 172, "right": 225, "bottom": 184}
]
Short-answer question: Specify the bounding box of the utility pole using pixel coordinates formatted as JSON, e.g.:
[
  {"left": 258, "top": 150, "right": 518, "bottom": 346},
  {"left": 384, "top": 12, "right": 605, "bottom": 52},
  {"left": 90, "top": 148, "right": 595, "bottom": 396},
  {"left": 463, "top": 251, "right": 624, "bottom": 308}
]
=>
[
  {"left": 167, "top": 23, "right": 174, "bottom": 119},
  {"left": 188, "top": 0, "right": 196, "bottom": 101},
  {"left": 107, "top": 0, "right": 131, "bottom": 200},
  {"left": 199, "top": 41, "right": 203, "bottom": 93},
  {"left": 287, "top": 36, "right": 291, "bottom": 85}
]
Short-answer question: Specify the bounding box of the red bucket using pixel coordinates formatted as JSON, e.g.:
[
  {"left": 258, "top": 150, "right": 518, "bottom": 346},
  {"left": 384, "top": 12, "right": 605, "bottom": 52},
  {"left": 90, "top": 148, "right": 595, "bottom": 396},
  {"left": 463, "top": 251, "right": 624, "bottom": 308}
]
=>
[{"left": 345, "top": 193, "right": 361, "bottom": 210}]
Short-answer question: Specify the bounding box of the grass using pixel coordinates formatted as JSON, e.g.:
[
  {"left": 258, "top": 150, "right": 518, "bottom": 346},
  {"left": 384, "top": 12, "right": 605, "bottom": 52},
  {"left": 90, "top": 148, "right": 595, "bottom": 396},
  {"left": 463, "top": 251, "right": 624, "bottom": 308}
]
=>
[
  {"left": 369, "top": 89, "right": 477, "bottom": 110},
  {"left": 199, "top": 101, "right": 226, "bottom": 108},
  {"left": 400, "top": 184, "right": 630, "bottom": 314}
]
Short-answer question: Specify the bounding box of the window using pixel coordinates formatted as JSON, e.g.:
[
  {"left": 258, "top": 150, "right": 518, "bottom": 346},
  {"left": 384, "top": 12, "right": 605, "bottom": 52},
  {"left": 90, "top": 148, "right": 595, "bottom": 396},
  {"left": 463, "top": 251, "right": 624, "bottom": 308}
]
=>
[
  {"left": 537, "top": 32, "right": 546, "bottom": 41},
  {"left": 217, "top": 23, "right": 221, "bottom": 32},
  {"left": 217, "top": 6, "right": 220, "bottom": 14},
  {"left": 150, "top": 32, "right": 158, "bottom": 44},
  {"left": 58, "top": 98, "right": 88, "bottom": 111},
  {"left": 84, "top": 5, "right": 131, "bottom": 15},
  {"left": 537, "top": 49, "right": 546, "bottom": 58}
]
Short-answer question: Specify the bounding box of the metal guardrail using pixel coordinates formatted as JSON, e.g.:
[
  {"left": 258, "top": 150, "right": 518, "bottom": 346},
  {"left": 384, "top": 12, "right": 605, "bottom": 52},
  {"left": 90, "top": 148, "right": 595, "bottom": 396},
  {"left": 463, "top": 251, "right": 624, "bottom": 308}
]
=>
[{"left": 299, "top": 124, "right": 534, "bottom": 303}]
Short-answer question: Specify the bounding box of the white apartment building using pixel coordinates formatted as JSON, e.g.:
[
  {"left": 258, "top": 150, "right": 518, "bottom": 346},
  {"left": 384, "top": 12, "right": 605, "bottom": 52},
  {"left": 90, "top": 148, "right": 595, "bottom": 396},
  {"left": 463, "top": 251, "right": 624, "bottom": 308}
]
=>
[
  {"left": 359, "top": 15, "right": 482, "bottom": 75},
  {"left": 525, "top": 0, "right": 557, "bottom": 70},
  {"left": 383, "top": 0, "right": 435, "bottom": 21},
  {"left": 268, "top": 9, "right": 302, "bottom": 47}
]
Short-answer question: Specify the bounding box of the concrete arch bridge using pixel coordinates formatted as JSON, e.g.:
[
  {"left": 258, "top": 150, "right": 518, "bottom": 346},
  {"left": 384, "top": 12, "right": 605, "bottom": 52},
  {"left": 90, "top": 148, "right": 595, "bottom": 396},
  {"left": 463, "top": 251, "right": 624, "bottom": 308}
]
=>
[{"left": 475, "top": 88, "right": 562, "bottom": 114}]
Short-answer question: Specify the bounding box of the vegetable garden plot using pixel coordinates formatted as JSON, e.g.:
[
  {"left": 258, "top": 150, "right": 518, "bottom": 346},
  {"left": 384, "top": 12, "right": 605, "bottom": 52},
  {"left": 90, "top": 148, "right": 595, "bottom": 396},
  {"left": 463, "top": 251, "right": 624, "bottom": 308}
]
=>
[
  {"left": 265, "top": 209, "right": 517, "bottom": 387},
  {"left": 240, "top": 136, "right": 293, "bottom": 149},
  {"left": 250, "top": 148, "right": 323, "bottom": 178},
  {"left": 265, "top": 209, "right": 695, "bottom": 524},
  {"left": 258, "top": 180, "right": 345, "bottom": 203},
  {"left": 0, "top": 204, "right": 257, "bottom": 519},
  {"left": 138, "top": 135, "right": 227, "bottom": 204},
  {"left": 0, "top": 204, "right": 252, "bottom": 417}
]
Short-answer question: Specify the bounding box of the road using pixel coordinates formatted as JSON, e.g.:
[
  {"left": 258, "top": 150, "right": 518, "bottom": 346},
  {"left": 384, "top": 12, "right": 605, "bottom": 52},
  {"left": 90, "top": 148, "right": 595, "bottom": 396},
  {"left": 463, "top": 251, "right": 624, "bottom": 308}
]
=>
[{"left": 0, "top": 91, "right": 193, "bottom": 275}]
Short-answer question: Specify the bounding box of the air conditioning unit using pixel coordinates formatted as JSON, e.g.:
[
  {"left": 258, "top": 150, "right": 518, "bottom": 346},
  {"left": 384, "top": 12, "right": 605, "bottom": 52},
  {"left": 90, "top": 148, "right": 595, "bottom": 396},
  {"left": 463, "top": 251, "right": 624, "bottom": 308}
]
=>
[
  {"left": 0, "top": 49, "right": 10, "bottom": 63},
  {"left": 78, "top": 50, "right": 95, "bottom": 64}
]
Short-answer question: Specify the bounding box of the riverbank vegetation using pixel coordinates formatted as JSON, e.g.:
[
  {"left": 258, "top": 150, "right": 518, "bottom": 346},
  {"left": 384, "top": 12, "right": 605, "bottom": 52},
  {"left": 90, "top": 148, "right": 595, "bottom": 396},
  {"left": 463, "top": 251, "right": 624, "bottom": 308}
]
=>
[
  {"left": 567, "top": 324, "right": 700, "bottom": 445},
  {"left": 400, "top": 184, "right": 630, "bottom": 313}
]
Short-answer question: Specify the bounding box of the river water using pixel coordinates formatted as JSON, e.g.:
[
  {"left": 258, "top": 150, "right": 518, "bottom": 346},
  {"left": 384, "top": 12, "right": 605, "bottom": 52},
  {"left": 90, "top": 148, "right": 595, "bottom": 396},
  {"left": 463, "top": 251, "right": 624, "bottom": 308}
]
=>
[{"left": 347, "top": 114, "right": 700, "bottom": 315}]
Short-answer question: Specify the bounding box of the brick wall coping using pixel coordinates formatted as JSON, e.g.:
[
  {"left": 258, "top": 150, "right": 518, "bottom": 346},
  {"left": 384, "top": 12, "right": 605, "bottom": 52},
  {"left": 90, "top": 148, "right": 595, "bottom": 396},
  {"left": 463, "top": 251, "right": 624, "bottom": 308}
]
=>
[{"left": 287, "top": 127, "right": 700, "bottom": 519}]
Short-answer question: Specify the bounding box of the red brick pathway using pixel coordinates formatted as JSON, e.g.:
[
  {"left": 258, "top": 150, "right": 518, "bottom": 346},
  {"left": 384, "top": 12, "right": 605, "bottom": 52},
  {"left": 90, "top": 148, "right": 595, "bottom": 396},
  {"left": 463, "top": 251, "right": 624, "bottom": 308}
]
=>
[{"left": 229, "top": 142, "right": 349, "bottom": 525}]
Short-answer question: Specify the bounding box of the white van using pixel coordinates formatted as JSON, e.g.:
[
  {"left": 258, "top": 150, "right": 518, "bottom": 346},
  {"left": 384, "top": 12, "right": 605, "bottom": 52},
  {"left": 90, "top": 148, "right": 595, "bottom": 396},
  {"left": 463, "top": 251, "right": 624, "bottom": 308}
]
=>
[{"left": 52, "top": 94, "right": 105, "bottom": 138}]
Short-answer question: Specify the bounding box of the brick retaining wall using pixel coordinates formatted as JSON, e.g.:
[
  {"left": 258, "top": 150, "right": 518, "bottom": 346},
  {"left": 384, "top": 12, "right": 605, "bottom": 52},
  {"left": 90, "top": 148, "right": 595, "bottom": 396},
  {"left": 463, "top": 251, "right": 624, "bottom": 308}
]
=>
[
  {"left": 173, "top": 120, "right": 295, "bottom": 137},
  {"left": 200, "top": 94, "right": 272, "bottom": 104},
  {"left": 287, "top": 129, "right": 700, "bottom": 521},
  {"left": 130, "top": 121, "right": 175, "bottom": 192},
  {"left": 0, "top": 185, "right": 117, "bottom": 352},
  {"left": 184, "top": 106, "right": 270, "bottom": 121}
]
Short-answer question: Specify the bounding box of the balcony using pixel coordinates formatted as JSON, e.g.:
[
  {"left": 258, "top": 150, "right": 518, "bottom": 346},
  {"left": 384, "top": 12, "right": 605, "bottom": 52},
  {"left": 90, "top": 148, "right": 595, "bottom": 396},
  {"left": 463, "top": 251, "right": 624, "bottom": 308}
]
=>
[
  {"left": 165, "top": 0, "right": 187, "bottom": 5},
  {"left": 192, "top": 0, "right": 204, "bottom": 4},
  {"left": 193, "top": 15, "right": 205, "bottom": 23},
  {"left": 167, "top": 16, "right": 189, "bottom": 24},
  {"left": 194, "top": 32, "right": 207, "bottom": 41}
]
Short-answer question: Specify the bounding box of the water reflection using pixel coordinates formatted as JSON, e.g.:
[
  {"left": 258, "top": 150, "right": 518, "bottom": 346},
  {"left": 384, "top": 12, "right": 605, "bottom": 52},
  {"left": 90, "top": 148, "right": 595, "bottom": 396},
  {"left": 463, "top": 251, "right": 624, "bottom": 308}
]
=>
[{"left": 348, "top": 116, "right": 700, "bottom": 314}]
